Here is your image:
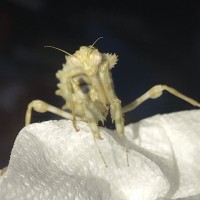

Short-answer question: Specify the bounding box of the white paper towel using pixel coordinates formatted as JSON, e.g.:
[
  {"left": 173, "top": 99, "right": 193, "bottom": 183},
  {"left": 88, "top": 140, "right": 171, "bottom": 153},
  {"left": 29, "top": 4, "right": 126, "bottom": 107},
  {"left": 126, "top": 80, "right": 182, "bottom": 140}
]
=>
[{"left": 0, "top": 109, "right": 200, "bottom": 200}]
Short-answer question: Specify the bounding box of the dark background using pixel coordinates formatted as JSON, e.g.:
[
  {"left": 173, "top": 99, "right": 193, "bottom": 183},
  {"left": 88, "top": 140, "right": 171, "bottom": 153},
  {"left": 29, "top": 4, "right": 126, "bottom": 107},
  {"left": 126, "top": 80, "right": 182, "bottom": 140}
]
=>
[{"left": 0, "top": 0, "right": 200, "bottom": 168}]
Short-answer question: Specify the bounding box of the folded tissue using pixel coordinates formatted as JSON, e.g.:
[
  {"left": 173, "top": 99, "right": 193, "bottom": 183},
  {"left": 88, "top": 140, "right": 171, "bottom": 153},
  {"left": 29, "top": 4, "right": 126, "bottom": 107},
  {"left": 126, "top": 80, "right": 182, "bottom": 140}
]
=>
[{"left": 0, "top": 109, "right": 200, "bottom": 200}]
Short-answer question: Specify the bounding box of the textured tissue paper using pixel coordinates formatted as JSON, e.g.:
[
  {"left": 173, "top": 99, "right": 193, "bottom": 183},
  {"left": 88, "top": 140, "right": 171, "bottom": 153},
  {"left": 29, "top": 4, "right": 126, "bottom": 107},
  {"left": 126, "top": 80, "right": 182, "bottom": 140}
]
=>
[{"left": 0, "top": 109, "right": 200, "bottom": 200}]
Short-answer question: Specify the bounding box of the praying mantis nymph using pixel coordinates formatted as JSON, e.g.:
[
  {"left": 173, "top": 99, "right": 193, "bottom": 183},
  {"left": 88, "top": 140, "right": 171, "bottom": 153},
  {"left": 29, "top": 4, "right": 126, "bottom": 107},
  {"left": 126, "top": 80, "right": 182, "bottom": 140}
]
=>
[{"left": 25, "top": 38, "right": 200, "bottom": 167}]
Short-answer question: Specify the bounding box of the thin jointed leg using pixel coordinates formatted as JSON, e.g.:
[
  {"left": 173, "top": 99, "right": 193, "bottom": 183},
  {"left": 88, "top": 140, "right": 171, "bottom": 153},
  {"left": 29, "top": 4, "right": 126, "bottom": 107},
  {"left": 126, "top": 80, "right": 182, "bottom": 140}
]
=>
[
  {"left": 25, "top": 100, "right": 81, "bottom": 126},
  {"left": 122, "top": 84, "right": 200, "bottom": 113}
]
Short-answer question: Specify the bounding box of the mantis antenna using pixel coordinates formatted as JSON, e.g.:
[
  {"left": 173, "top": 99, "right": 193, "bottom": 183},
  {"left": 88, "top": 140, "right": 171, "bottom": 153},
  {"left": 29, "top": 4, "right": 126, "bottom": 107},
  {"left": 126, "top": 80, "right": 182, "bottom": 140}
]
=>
[
  {"left": 45, "top": 37, "right": 103, "bottom": 55},
  {"left": 90, "top": 37, "right": 103, "bottom": 47},
  {"left": 44, "top": 46, "right": 73, "bottom": 56}
]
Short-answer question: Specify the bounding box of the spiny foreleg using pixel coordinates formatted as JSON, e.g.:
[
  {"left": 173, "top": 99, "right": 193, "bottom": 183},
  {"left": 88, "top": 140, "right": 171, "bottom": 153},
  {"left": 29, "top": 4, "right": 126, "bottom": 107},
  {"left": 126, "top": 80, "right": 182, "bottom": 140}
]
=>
[
  {"left": 82, "top": 101, "right": 108, "bottom": 166},
  {"left": 82, "top": 101, "right": 105, "bottom": 139},
  {"left": 110, "top": 99, "right": 124, "bottom": 137},
  {"left": 99, "top": 63, "right": 129, "bottom": 165},
  {"left": 110, "top": 99, "right": 129, "bottom": 166},
  {"left": 65, "top": 79, "right": 80, "bottom": 131}
]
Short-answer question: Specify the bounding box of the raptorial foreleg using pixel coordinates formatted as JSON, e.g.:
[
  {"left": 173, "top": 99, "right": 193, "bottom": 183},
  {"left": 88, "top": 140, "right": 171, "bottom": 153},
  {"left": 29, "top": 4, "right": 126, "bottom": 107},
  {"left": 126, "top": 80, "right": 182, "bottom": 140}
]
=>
[
  {"left": 82, "top": 102, "right": 103, "bottom": 139},
  {"left": 110, "top": 99, "right": 129, "bottom": 166},
  {"left": 81, "top": 101, "right": 108, "bottom": 166},
  {"left": 110, "top": 99, "right": 124, "bottom": 137}
]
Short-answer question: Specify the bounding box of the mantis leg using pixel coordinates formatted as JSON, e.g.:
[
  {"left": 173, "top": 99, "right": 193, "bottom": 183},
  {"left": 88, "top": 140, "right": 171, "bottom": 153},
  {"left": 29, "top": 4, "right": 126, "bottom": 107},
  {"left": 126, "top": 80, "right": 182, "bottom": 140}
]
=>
[
  {"left": 25, "top": 99, "right": 108, "bottom": 167},
  {"left": 122, "top": 84, "right": 200, "bottom": 113},
  {"left": 82, "top": 102, "right": 103, "bottom": 139},
  {"left": 110, "top": 99, "right": 129, "bottom": 166},
  {"left": 81, "top": 101, "right": 108, "bottom": 166},
  {"left": 110, "top": 99, "right": 124, "bottom": 137},
  {"left": 65, "top": 79, "right": 80, "bottom": 131},
  {"left": 25, "top": 99, "right": 82, "bottom": 126}
]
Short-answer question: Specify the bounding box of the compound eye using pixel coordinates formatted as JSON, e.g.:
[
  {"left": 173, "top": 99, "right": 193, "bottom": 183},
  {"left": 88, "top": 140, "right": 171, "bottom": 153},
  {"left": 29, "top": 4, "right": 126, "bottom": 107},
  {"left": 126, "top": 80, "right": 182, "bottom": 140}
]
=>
[{"left": 79, "top": 79, "right": 90, "bottom": 94}]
